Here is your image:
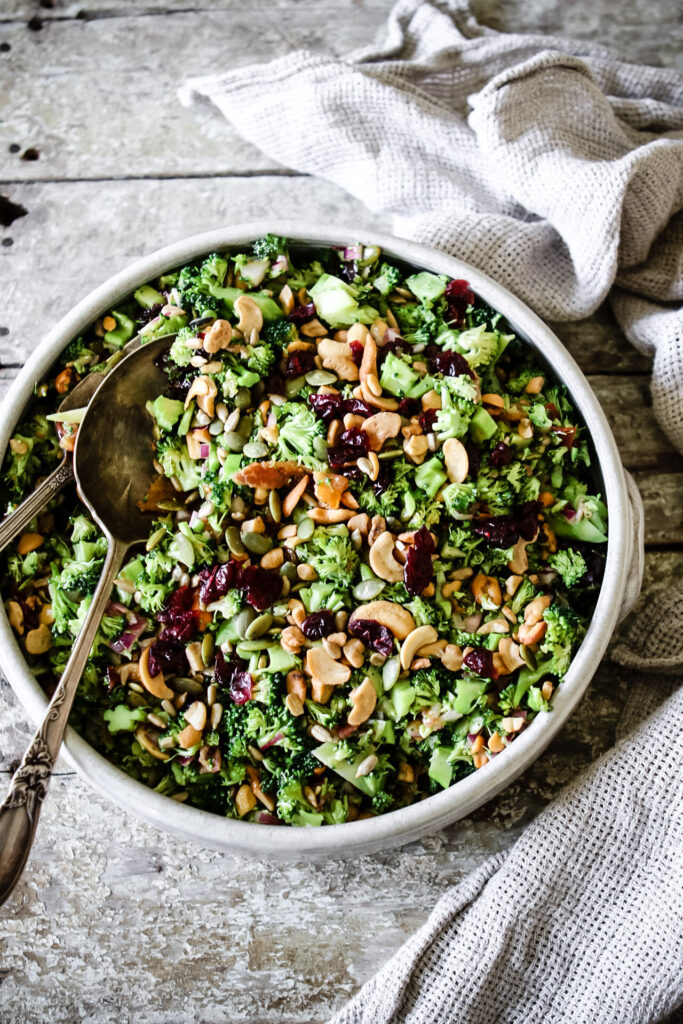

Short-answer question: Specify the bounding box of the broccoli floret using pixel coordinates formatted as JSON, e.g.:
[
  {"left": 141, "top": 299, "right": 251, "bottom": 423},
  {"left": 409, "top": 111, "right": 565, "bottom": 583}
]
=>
[
  {"left": 261, "top": 319, "right": 293, "bottom": 350},
  {"left": 393, "top": 302, "right": 441, "bottom": 345},
  {"left": 70, "top": 514, "right": 98, "bottom": 543},
  {"left": 168, "top": 326, "right": 199, "bottom": 368},
  {"left": 450, "top": 324, "right": 510, "bottom": 370},
  {"left": 263, "top": 748, "right": 319, "bottom": 791},
  {"left": 2, "top": 414, "right": 61, "bottom": 501},
  {"left": 549, "top": 548, "right": 587, "bottom": 588},
  {"left": 371, "top": 790, "right": 395, "bottom": 814},
  {"left": 155, "top": 436, "right": 202, "bottom": 492},
  {"left": 177, "top": 254, "right": 228, "bottom": 315},
  {"left": 510, "top": 577, "right": 539, "bottom": 615},
  {"left": 442, "top": 481, "right": 478, "bottom": 515},
  {"left": 99, "top": 612, "right": 126, "bottom": 641},
  {"left": 298, "top": 527, "right": 359, "bottom": 589},
  {"left": 274, "top": 403, "right": 325, "bottom": 467},
  {"left": 63, "top": 336, "right": 96, "bottom": 375},
  {"left": 276, "top": 779, "right": 322, "bottom": 824},
  {"left": 542, "top": 603, "right": 585, "bottom": 649},
  {"left": 135, "top": 581, "right": 171, "bottom": 614},
  {"left": 252, "top": 234, "right": 288, "bottom": 261},
  {"left": 373, "top": 262, "right": 402, "bottom": 296},
  {"left": 58, "top": 557, "right": 104, "bottom": 594},
  {"left": 246, "top": 343, "right": 276, "bottom": 377},
  {"left": 48, "top": 565, "right": 80, "bottom": 635}
]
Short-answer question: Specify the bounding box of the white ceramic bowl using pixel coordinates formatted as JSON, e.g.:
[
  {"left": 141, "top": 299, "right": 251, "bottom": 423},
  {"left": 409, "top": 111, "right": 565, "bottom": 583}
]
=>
[{"left": 0, "top": 224, "right": 644, "bottom": 859}]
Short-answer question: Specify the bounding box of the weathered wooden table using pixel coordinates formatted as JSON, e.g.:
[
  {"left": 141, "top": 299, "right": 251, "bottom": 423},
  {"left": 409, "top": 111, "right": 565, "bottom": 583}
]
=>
[{"left": 0, "top": 2, "right": 681, "bottom": 1021}]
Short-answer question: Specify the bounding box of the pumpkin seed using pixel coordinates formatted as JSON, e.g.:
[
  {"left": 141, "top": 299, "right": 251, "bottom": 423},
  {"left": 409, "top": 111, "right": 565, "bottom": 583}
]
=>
[
  {"left": 519, "top": 644, "right": 537, "bottom": 670},
  {"left": 225, "top": 526, "right": 246, "bottom": 557},
  {"left": 269, "top": 489, "right": 282, "bottom": 524},
  {"left": 233, "top": 607, "right": 256, "bottom": 638},
  {"left": 201, "top": 633, "right": 215, "bottom": 667},
  {"left": 223, "top": 431, "right": 246, "bottom": 453},
  {"left": 285, "top": 375, "right": 306, "bottom": 398},
  {"left": 237, "top": 414, "right": 253, "bottom": 438},
  {"left": 243, "top": 441, "right": 269, "bottom": 459},
  {"left": 146, "top": 527, "right": 166, "bottom": 552},
  {"left": 236, "top": 639, "right": 271, "bottom": 657},
  {"left": 296, "top": 516, "right": 315, "bottom": 542},
  {"left": 170, "top": 676, "right": 204, "bottom": 696},
  {"left": 305, "top": 369, "right": 337, "bottom": 386},
  {"left": 245, "top": 613, "right": 273, "bottom": 640},
  {"left": 382, "top": 655, "right": 401, "bottom": 691},
  {"left": 234, "top": 387, "right": 252, "bottom": 409},
  {"left": 353, "top": 578, "right": 386, "bottom": 601},
  {"left": 313, "top": 435, "right": 328, "bottom": 461},
  {"left": 156, "top": 499, "right": 184, "bottom": 511},
  {"left": 378, "top": 448, "right": 402, "bottom": 460},
  {"left": 208, "top": 419, "right": 223, "bottom": 436},
  {"left": 280, "top": 562, "right": 298, "bottom": 581},
  {"left": 241, "top": 531, "right": 273, "bottom": 556}
]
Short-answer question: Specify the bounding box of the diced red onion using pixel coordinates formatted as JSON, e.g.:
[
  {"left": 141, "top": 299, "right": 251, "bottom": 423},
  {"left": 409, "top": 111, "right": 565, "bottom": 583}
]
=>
[
  {"left": 199, "top": 443, "right": 210, "bottom": 458},
  {"left": 256, "top": 812, "right": 283, "bottom": 825},
  {"left": 259, "top": 731, "right": 284, "bottom": 750},
  {"left": 344, "top": 244, "right": 363, "bottom": 261},
  {"left": 270, "top": 254, "right": 289, "bottom": 276},
  {"left": 108, "top": 613, "right": 149, "bottom": 653}
]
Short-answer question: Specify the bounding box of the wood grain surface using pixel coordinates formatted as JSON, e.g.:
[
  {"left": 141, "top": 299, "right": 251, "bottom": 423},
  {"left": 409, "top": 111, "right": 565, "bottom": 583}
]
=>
[{"left": 0, "top": 2, "right": 680, "bottom": 1022}]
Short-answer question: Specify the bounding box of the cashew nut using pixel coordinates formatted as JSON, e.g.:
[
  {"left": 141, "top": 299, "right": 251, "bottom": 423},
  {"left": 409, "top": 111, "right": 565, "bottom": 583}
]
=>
[
  {"left": 235, "top": 783, "right": 257, "bottom": 817},
  {"left": 203, "top": 318, "right": 233, "bottom": 354},
  {"left": 234, "top": 294, "right": 263, "bottom": 338},
  {"left": 349, "top": 601, "right": 416, "bottom": 639},
  {"left": 400, "top": 625, "right": 438, "bottom": 671},
  {"left": 476, "top": 617, "right": 509, "bottom": 636},
  {"left": 185, "top": 641, "right": 205, "bottom": 674},
  {"left": 441, "top": 643, "right": 463, "bottom": 671},
  {"left": 184, "top": 375, "right": 218, "bottom": 419},
  {"left": 311, "top": 678, "right": 335, "bottom": 704},
  {"left": 17, "top": 532, "right": 44, "bottom": 556},
  {"left": 184, "top": 701, "right": 207, "bottom": 732},
  {"left": 139, "top": 646, "right": 175, "bottom": 701},
  {"left": 524, "top": 594, "right": 552, "bottom": 625},
  {"left": 403, "top": 434, "right": 429, "bottom": 464},
  {"left": 318, "top": 338, "right": 359, "bottom": 381},
  {"left": 347, "top": 512, "right": 370, "bottom": 534},
  {"left": 442, "top": 437, "right": 469, "bottom": 484},
  {"left": 498, "top": 637, "right": 525, "bottom": 672},
  {"left": 8, "top": 601, "right": 23, "bottom": 635},
  {"left": 508, "top": 538, "right": 528, "bottom": 574},
  {"left": 421, "top": 390, "right": 442, "bottom": 411},
  {"left": 24, "top": 623, "right": 52, "bottom": 655},
  {"left": 369, "top": 531, "right": 404, "bottom": 583},
  {"left": 361, "top": 412, "right": 401, "bottom": 451},
  {"left": 360, "top": 379, "right": 398, "bottom": 411},
  {"left": 306, "top": 646, "right": 351, "bottom": 687},
  {"left": 368, "top": 515, "right": 386, "bottom": 547},
  {"left": 517, "top": 620, "right": 547, "bottom": 645},
  {"left": 347, "top": 676, "right": 377, "bottom": 726},
  {"left": 359, "top": 333, "right": 377, "bottom": 383},
  {"left": 471, "top": 572, "right": 502, "bottom": 608},
  {"left": 286, "top": 669, "right": 307, "bottom": 702},
  {"left": 177, "top": 723, "right": 203, "bottom": 749},
  {"left": 135, "top": 727, "right": 170, "bottom": 761}
]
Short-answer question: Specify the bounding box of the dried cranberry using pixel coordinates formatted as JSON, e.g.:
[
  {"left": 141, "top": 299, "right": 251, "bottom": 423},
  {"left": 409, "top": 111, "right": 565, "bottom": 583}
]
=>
[
  {"left": 472, "top": 515, "right": 520, "bottom": 549},
  {"left": 148, "top": 634, "right": 187, "bottom": 678},
  {"left": 348, "top": 618, "right": 394, "bottom": 657},
  {"left": 463, "top": 647, "right": 497, "bottom": 679},
  {"left": 239, "top": 565, "right": 282, "bottom": 611},
  {"left": 398, "top": 397, "right": 420, "bottom": 417},
  {"left": 372, "top": 467, "right": 392, "bottom": 496},
  {"left": 198, "top": 561, "right": 240, "bottom": 605},
  {"left": 288, "top": 302, "right": 316, "bottom": 326},
  {"left": 308, "top": 393, "right": 373, "bottom": 425},
  {"left": 444, "top": 279, "right": 475, "bottom": 327},
  {"left": 309, "top": 392, "right": 343, "bottom": 424},
  {"left": 284, "top": 349, "right": 315, "bottom": 378},
  {"left": 158, "top": 585, "right": 194, "bottom": 622},
  {"left": 490, "top": 442, "right": 512, "bottom": 468},
  {"left": 404, "top": 526, "right": 435, "bottom": 596},
  {"left": 162, "top": 613, "right": 197, "bottom": 644},
  {"left": 419, "top": 408, "right": 437, "bottom": 433},
  {"left": 518, "top": 501, "right": 541, "bottom": 542},
  {"left": 301, "top": 610, "right": 335, "bottom": 639},
  {"left": 465, "top": 441, "right": 481, "bottom": 480},
  {"left": 265, "top": 370, "right": 287, "bottom": 396},
  {"left": 426, "top": 345, "right": 474, "bottom": 380},
  {"left": 349, "top": 340, "right": 364, "bottom": 367},
  {"left": 327, "top": 427, "right": 370, "bottom": 469},
  {"left": 545, "top": 402, "right": 559, "bottom": 420},
  {"left": 343, "top": 398, "right": 373, "bottom": 418},
  {"left": 551, "top": 425, "right": 577, "bottom": 449},
  {"left": 214, "top": 648, "right": 253, "bottom": 705},
  {"left": 138, "top": 302, "right": 163, "bottom": 325},
  {"left": 338, "top": 260, "right": 357, "bottom": 284}
]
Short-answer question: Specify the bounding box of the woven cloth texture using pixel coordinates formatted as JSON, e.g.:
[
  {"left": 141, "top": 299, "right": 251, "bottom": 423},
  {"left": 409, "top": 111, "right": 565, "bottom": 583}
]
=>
[{"left": 179, "top": 4, "right": 683, "bottom": 1020}]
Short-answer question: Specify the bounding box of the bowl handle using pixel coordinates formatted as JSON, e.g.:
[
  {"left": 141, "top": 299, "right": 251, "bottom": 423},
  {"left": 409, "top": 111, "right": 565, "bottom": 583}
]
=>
[{"left": 617, "top": 471, "right": 645, "bottom": 623}]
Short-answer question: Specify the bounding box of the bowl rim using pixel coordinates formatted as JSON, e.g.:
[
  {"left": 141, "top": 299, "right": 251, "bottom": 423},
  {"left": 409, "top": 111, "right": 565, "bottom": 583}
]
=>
[{"left": 0, "top": 223, "right": 631, "bottom": 857}]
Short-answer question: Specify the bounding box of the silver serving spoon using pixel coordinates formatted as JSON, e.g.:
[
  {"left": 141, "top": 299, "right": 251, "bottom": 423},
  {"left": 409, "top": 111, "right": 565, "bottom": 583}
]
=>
[
  {"left": 0, "top": 334, "right": 174, "bottom": 904},
  {"left": 0, "top": 332, "right": 158, "bottom": 554}
]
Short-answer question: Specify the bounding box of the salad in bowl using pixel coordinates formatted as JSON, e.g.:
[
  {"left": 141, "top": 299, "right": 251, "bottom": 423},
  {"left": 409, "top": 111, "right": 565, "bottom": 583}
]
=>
[{"left": 0, "top": 235, "right": 607, "bottom": 828}]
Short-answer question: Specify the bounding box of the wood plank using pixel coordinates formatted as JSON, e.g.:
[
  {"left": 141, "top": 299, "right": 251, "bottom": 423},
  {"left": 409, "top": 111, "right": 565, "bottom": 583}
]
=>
[
  {"left": 0, "top": 7, "right": 388, "bottom": 182},
  {"left": 0, "top": 546, "right": 680, "bottom": 1023},
  {"left": 633, "top": 470, "right": 683, "bottom": 547}
]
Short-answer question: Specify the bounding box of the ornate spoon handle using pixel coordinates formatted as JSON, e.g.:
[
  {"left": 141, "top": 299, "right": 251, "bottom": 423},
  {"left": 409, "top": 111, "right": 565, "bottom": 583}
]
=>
[
  {"left": 0, "top": 458, "right": 74, "bottom": 554},
  {"left": 0, "top": 535, "right": 128, "bottom": 905}
]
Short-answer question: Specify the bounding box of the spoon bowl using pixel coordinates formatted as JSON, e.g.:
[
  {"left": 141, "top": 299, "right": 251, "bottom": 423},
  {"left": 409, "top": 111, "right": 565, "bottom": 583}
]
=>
[{"left": 0, "top": 335, "right": 174, "bottom": 905}]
